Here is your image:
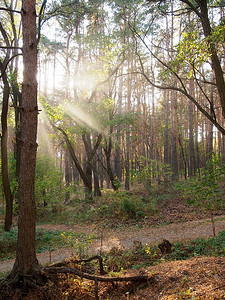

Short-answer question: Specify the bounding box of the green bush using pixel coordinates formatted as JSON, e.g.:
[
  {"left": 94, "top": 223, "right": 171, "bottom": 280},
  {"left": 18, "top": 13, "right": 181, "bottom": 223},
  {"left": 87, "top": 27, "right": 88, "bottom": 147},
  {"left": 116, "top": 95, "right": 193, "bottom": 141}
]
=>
[
  {"left": 171, "top": 230, "right": 225, "bottom": 259},
  {"left": 35, "top": 153, "right": 79, "bottom": 214},
  {"left": 119, "top": 191, "right": 146, "bottom": 218},
  {"left": 133, "top": 157, "right": 172, "bottom": 189},
  {"left": 175, "top": 155, "right": 225, "bottom": 236},
  {"left": 35, "top": 153, "right": 64, "bottom": 207}
]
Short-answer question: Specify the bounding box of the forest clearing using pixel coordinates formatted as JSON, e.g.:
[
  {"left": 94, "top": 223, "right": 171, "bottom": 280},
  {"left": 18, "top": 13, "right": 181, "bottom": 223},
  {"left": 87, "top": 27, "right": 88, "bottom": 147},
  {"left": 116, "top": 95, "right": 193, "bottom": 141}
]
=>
[
  {"left": 0, "top": 0, "right": 225, "bottom": 299},
  {"left": 0, "top": 185, "right": 225, "bottom": 299}
]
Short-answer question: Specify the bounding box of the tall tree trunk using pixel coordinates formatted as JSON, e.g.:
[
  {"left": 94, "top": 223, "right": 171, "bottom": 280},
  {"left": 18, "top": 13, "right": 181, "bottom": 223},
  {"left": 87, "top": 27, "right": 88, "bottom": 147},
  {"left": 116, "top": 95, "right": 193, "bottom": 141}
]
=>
[
  {"left": 171, "top": 92, "right": 179, "bottom": 181},
  {"left": 65, "top": 31, "right": 72, "bottom": 99},
  {"left": 125, "top": 61, "right": 131, "bottom": 190},
  {"left": 0, "top": 64, "right": 13, "bottom": 232},
  {"left": 10, "top": 0, "right": 40, "bottom": 279},
  {"left": 164, "top": 92, "right": 170, "bottom": 185},
  {"left": 115, "top": 67, "right": 123, "bottom": 182},
  {"left": 188, "top": 77, "right": 196, "bottom": 177},
  {"left": 64, "top": 148, "right": 71, "bottom": 204},
  {"left": 93, "top": 156, "right": 101, "bottom": 196},
  {"left": 11, "top": 80, "right": 22, "bottom": 180},
  {"left": 104, "top": 136, "right": 119, "bottom": 191},
  {"left": 98, "top": 147, "right": 104, "bottom": 188},
  {"left": 206, "top": 77, "right": 215, "bottom": 162}
]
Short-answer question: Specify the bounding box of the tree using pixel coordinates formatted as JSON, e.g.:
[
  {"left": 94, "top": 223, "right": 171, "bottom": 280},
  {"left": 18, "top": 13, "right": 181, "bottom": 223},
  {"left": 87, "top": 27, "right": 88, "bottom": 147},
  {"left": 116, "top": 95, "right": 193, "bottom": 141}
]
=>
[
  {"left": 0, "top": 56, "right": 13, "bottom": 232},
  {"left": 6, "top": 0, "right": 41, "bottom": 285},
  {"left": 0, "top": 10, "right": 21, "bottom": 231},
  {"left": 133, "top": 0, "right": 225, "bottom": 136},
  {"left": 180, "top": 0, "right": 225, "bottom": 118},
  {"left": 181, "top": 155, "right": 225, "bottom": 236},
  {"left": 0, "top": 20, "right": 13, "bottom": 231}
]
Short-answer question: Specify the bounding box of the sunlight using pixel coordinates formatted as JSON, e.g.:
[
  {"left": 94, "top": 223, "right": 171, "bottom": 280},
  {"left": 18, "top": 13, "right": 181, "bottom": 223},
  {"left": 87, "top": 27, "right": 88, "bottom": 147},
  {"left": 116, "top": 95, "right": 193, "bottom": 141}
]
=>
[
  {"left": 64, "top": 103, "right": 102, "bottom": 133},
  {"left": 38, "top": 63, "right": 64, "bottom": 95},
  {"left": 37, "top": 103, "right": 58, "bottom": 158},
  {"left": 76, "top": 71, "right": 96, "bottom": 92}
]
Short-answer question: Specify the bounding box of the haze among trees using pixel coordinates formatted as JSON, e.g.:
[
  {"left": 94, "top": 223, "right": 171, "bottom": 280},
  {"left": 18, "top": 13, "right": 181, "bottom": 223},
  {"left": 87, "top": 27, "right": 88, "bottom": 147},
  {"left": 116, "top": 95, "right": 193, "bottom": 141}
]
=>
[{"left": 0, "top": 0, "right": 225, "bottom": 298}]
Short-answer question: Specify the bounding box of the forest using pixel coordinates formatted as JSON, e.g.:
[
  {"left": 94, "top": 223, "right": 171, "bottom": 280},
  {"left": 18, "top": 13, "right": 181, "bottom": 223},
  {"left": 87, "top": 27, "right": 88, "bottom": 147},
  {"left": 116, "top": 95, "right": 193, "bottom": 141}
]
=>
[{"left": 0, "top": 0, "right": 225, "bottom": 299}]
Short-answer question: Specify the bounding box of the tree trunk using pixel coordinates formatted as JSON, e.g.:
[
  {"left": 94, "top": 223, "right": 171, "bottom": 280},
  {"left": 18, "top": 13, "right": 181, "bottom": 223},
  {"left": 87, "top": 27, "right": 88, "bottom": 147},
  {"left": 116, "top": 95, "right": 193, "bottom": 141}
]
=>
[
  {"left": 188, "top": 78, "right": 196, "bottom": 177},
  {"left": 11, "top": 80, "right": 22, "bottom": 180},
  {"left": 93, "top": 156, "right": 101, "bottom": 196},
  {"left": 171, "top": 92, "right": 179, "bottom": 181},
  {"left": 164, "top": 92, "right": 170, "bottom": 185},
  {"left": 9, "top": 0, "right": 40, "bottom": 278},
  {"left": 182, "top": 0, "right": 225, "bottom": 118},
  {"left": 125, "top": 63, "right": 131, "bottom": 191},
  {"left": 115, "top": 67, "right": 123, "bottom": 182},
  {"left": 98, "top": 147, "right": 104, "bottom": 188},
  {"left": 104, "top": 138, "right": 119, "bottom": 191},
  {"left": 64, "top": 148, "right": 71, "bottom": 204},
  {"left": 0, "top": 63, "right": 13, "bottom": 232}
]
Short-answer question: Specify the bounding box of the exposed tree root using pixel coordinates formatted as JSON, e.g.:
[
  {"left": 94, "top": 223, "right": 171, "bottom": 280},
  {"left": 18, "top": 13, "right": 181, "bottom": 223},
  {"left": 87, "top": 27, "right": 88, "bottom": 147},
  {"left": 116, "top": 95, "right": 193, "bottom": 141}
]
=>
[
  {"left": 44, "top": 265, "right": 149, "bottom": 300},
  {"left": 50, "top": 255, "right": 107, "bottom": 275},
  {"left": 0, "top": 270, "right": 48, "bottom": 299},
  {"left": 0, "top": 256, "right": 149, "bottom": 299},
  {"left": 44, "top": 265, "right": 149, "bottom": 283}
]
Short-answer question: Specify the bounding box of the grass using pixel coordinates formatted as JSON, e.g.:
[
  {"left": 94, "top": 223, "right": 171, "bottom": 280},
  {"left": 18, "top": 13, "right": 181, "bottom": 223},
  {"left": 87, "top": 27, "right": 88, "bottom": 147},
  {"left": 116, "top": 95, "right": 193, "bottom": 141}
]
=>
[
  {"left": 171, "top": 230, "right": 225, "bottom": 259},
  {"left": 0, "top": 225, "right": 91, "bottom": 260}
]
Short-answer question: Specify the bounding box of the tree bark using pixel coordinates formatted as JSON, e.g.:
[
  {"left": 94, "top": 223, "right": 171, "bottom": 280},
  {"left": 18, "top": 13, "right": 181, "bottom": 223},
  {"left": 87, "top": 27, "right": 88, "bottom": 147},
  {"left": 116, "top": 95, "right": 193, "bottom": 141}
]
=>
[
  {"left": 93, "top": 156, "right": 101, "bottom": 196},
  {"left": 10, "top": 0, "right": 40, "bottom": 278},
  {"left": 104, "top": 136, "right": 119, "bottom": 191},
  {"left": 188, "top": 77, "right": 196, "bottom": 177},
  {"left": 0, "top": 62, "right": 13, "bottom": 232},
  {"left": 171, "top": 92, "right": 179, "bottom": 181},
  {"left": 115, "top": 67, "right": 123, "bottom": 182}
]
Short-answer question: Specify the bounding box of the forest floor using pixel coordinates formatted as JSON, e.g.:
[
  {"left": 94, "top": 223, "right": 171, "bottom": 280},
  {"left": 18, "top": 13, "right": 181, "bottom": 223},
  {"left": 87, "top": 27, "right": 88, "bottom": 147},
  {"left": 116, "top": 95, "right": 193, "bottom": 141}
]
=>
[
  {"left": 0, "top": 188, "right": 225, "bottom": 299},
  {"left": 0, "top": 214, "right": 225, "bottom": 275}
]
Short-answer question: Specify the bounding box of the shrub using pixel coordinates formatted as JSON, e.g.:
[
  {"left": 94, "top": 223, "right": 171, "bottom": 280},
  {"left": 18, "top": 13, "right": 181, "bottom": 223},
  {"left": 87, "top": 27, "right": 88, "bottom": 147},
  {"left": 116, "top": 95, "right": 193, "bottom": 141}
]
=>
[
  {"left": 35, "top": 153, "right": 76, "bottom": 212},
  {"left": 176, "top": 155, "right": 225, "bottom": 236}
]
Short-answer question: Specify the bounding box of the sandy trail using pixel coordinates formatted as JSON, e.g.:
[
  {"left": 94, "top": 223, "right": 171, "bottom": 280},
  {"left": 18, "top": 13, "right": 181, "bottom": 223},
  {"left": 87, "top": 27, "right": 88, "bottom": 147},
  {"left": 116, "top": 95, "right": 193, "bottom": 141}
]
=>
[{"left": 0, "top": 215, "right": 224, "bottom": 274}]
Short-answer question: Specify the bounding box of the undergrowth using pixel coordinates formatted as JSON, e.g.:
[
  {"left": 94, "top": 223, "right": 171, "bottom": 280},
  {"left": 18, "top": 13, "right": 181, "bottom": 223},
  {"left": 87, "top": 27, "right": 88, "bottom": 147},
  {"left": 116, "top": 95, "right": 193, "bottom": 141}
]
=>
[
  {"left": 0, "top": 226, "right": 90, "bottom": 260},
  {"left": 36, "top": 187, "right": 166, "bottom": 226},
  {"left": 102, "top": 230, "right": 225, "bottom": 273}
]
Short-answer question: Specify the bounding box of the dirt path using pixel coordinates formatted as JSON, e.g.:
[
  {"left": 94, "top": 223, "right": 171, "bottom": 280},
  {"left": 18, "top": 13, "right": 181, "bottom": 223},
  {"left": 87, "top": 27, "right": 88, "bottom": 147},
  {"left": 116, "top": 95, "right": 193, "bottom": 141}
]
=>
[{"left": 0, "top": 216, "right": 224, "bottom": 275}]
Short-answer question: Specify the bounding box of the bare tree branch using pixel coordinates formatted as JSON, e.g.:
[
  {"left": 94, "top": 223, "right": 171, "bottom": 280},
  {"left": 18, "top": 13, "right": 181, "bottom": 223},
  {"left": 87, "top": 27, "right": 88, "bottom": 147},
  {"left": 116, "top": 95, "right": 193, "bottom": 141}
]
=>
[
  {"left": 87, "top": 56, "right": 126, "bottom": 104},
  {"left": 0, "top": 53, "right": 22, "bottom": 78},
  {"left": 0, "top": 46, "right": 22, "bottom": 50},
  {"left": 135, "top": 62, "right": 225, "bottom": 135},
  {"left": 37, "top": 0, "right": 47, "bottom": 45},
  {"left": 0, "top": 7, "right": 20, "bottom": 14}
]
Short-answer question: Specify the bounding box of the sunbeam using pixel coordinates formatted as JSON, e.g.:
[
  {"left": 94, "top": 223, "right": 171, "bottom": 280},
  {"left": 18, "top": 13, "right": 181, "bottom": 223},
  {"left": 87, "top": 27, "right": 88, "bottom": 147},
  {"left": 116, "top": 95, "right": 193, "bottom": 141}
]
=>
[{"left": 64, "top": 103, "right": 103, "bottom": 133}]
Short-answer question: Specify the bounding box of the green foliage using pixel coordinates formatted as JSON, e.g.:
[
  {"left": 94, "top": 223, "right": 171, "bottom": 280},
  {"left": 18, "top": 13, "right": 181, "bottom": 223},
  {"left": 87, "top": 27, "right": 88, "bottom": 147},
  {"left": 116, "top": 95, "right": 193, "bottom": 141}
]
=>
[
  {"left": 134, "top": 157, "right": 172, "bottom": 189},
  {"left": 60, "top": 231, "right": 95, "bottom": 258},
  {"left": 0, "top": 226, "right": 18, "bottom": 260},
  {"left": 176, "top": 31, "right": 211, "bottom": 67},
  {"left": 174, "top": 155, "right": 225, "bottom": 236},
  {"left": 171, "top": 230, "right": 225, "bottom": 260},
  {"left": 0, "top": 226, "right": 66, "bottom": 260},
  {"left": 40, "top": 98, "right": 64, "bottom": 125},
  {"left": 35, "top": 153, "right": 70, "bottom": 211},
  {"left": 80, "top": 190, "right": 148, "bottom": 220},
  {"left": 104, "top": 230, "right": 225, "bottom": 273},
  {"left": 177, "top": 155, "right": 225, "bottom": 213},
  {"left": 116, "top": 191, "right": 146, "bottom": 218}
]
